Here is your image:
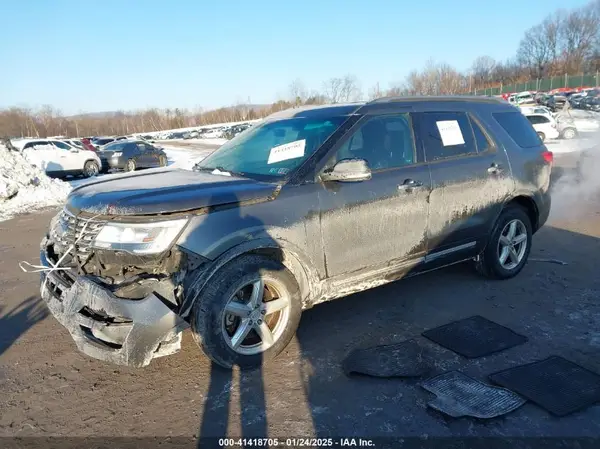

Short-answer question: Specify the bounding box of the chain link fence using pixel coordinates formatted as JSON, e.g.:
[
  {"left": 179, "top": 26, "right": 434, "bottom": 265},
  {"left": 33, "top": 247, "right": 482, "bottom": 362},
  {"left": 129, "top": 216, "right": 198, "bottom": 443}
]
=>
[{"left": 469, "top": 73, "right": 600, "bottom": 96}]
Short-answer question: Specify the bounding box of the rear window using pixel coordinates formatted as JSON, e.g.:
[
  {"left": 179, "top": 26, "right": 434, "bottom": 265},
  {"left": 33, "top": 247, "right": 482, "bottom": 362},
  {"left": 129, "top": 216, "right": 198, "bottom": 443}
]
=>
[
  {"left": 493, "top": 111, "right": 541, "bottom": 149},
  {"left": 104, "top": 142, "right": 127, "bottom": 151}
]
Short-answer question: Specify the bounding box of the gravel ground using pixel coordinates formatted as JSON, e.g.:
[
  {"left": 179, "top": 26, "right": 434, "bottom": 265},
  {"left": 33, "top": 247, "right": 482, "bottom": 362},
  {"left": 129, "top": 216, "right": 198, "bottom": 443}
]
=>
[{"left": 1, "top": 156, "right": 599, "bottom": 442}]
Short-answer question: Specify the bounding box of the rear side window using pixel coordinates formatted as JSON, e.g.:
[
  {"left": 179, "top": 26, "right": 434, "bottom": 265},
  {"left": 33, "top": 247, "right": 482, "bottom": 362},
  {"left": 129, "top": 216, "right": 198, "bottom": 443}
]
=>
[
  {"left": 471, "top": 120, "right": 491, "bottom": 152},
  {"left": 493, "top": 111, "right": 541, "bottom": 148},
  {"left": 419, "top": 111, "right": 477, "bottom": 161},
  {"left": 527, "top": 116, "right": 549, "bottom": 125}
]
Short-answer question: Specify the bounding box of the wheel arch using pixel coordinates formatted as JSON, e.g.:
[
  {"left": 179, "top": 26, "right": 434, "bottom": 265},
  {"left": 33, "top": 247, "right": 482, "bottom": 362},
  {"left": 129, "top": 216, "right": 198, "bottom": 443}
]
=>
[
  {"left": 504, "top": 194, "right": 540, "bottom": 232},
  {"left": 179, "top": 238, "right": 321, "bottom": 319}
]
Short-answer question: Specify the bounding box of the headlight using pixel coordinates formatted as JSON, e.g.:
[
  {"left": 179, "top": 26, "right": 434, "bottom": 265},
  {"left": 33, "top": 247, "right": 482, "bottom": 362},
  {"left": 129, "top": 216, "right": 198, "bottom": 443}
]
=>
[
  {"left": 92, "top": 219, "right": 188, "bottom": 254},
  {"left": 112, "top": 152, "right": 123, "bottom": 157}
]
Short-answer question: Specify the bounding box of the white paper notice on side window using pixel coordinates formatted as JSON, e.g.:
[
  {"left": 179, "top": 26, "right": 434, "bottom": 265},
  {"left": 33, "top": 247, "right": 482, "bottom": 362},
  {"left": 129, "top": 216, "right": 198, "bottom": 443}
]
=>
[
  {"left": 267, "top": 139, "right": 306, "bottom": 164},
  {"left": 436, "top": 120, "right": 465, "bottom": 146}
]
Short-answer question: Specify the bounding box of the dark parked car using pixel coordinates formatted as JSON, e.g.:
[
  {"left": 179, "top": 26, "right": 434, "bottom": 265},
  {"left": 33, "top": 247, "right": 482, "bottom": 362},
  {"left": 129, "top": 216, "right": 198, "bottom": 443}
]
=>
[
  {"left": 579, "top": 95, "right": 596, "bottom": 110},
  {"left": 546, "top": 95, "right": 568, "bottom": 112},
  {"left": 587, "top": 97, "right": 600, "bottom": 112},
  {"left": 98, "top": 140, "right": 168, "bottom": 172},
  {"left": 90, "top": 137, "right": 116, "bottom": 149},
  {"left": 39, "top": 98, "right": 552, "bottom": 369}
]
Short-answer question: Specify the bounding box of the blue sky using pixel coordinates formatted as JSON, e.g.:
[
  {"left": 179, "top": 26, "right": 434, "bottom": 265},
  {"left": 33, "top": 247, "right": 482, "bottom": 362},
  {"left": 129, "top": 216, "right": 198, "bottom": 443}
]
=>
[{"left": 0, "top": 0, "right": 591, "bottom": 115}]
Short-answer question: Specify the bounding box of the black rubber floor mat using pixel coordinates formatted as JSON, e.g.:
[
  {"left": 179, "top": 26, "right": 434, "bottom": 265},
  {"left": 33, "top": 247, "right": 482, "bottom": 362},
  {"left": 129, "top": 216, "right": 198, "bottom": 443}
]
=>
[
  {"left": 422, "top": 315, "right": 527, "bottom": 358},
  {"left": 343, "top": 339, "right": 432, "bottom": 378},
  {"left": 420, "top": 371, "right": 526, "bottom": 418},
  {"left": 489, "top": 356, "right": 600, "bottom": 416}
]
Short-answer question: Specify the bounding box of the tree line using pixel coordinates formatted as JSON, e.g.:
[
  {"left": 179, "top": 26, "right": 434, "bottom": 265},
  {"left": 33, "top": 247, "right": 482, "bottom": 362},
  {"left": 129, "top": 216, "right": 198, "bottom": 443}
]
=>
[{"left": 1, "top": 0, "right": 599, "bottom": 139}]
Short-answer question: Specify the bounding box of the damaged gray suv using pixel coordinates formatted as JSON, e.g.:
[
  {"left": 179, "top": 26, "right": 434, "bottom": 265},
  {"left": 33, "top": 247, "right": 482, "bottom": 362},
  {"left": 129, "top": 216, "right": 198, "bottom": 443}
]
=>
[{"left": 39, "top": 97, "right": 552, "bottom": 369}]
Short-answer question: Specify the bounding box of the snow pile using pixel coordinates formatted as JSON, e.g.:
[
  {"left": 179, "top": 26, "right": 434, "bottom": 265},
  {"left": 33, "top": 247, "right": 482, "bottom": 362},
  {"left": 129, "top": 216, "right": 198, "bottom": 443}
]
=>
[
  {"left": 0, "top": 143, "right": 71, "bottom": 221},
  {"left": 162, "top": 147, "right": 214, "bottom": 170}
]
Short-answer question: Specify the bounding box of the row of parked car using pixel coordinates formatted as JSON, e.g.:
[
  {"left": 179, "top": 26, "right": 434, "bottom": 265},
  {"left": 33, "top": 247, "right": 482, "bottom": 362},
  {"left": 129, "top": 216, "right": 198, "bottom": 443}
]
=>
[
  {"left": 155, "top": 122, "right": 253, "bottom": 140},
  {"left": 504, "top": 88, "right": 600, "bottom": 112},
  {"left": 9, "top": 135, "right": 168, "bottom": 179}
]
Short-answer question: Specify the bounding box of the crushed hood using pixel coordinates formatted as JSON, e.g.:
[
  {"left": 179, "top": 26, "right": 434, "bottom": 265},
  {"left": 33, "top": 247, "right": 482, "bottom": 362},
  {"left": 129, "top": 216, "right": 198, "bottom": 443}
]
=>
[{"left": 67, "top": 168, "right": 278, "bottom": 215}]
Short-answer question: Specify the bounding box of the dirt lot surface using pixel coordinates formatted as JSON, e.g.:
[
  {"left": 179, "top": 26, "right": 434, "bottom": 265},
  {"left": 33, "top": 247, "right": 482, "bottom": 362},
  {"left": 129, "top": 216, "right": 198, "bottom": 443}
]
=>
[{"left": 1, "top": 157, "right": 600, "bottom": 441}]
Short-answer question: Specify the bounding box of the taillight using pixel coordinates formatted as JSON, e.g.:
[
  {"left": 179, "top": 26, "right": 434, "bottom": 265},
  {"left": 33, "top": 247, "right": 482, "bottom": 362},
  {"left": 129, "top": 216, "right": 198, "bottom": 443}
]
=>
[{"left": 542, "top": 150, "right": 553, "bottom": 163}]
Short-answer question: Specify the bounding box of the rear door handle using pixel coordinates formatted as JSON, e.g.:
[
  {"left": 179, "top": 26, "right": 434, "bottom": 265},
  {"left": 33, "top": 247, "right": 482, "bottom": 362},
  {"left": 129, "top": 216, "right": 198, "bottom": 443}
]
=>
[
  {"left": 487, "top": 163, "right": 503, "bottom": 175},
  {"left": 398, "top": 179, "right": 423, "bottom": 192}
]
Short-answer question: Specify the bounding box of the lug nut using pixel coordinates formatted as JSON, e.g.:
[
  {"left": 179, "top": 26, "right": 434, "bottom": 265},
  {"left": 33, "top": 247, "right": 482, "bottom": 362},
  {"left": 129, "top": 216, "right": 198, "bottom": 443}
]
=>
[
  {"left": 261, "top": 309, "right": 266, "bottom": 315},
  {"left": 257, "top": 319, "right": 263, "bottom": 325},
  {"left": 248, "top": 320, "right": 253, "bottom": 325}
]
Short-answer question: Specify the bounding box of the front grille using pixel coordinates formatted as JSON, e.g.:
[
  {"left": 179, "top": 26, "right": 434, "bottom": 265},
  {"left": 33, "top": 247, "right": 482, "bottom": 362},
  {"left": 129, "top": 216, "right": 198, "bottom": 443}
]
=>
[{"left": 51, "top": 208, "right": 105, "bottom": 258}]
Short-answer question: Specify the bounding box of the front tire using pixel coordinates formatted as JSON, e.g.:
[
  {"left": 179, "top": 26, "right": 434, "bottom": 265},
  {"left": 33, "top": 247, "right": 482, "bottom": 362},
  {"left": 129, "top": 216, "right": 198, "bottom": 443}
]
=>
[
  {"left": 190, "top": 255, "right": 302, "bottom": 370},
  {"left": 475, "top": 205, "right": 532, "bottom": 280},
  {"left": 561, "top": 127, "right": 577, "bottom": 139},
  {"left": 159, "top": 155, "right": 167, "bottom": 167}
]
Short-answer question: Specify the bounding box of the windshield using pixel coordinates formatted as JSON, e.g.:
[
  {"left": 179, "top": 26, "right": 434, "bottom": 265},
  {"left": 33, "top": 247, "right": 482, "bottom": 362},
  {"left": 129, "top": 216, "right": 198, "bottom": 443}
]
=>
[{"left": 195, "top": 115, "right": 349, "bottom": 180}]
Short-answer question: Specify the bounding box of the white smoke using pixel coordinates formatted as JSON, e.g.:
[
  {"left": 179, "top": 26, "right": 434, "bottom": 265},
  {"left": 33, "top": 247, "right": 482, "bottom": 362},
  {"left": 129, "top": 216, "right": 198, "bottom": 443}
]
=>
[{"left": 549, "top": 129, "right": 600, "bottom": 221}]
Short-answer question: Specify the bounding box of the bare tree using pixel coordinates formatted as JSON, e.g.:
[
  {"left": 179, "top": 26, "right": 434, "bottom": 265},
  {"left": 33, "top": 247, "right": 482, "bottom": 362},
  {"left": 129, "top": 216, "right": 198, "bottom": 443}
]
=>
[
  {"left": 368, "top": 82, "right": 385, "bottom": 100},
  {"left": 288, "top": 79, "right": 307, "bottom": 105},
  {"left": 470, "top": 56, "right": 497, "bottom": 88},
  {"left": 517, "top": 23, "right": 554, "bottom": 78},
  {"left": 560, "top": 2, "right": 600, "bottom": 73},
  {"left": 322, "top": 77, "right": 344, "bottom": 103}
]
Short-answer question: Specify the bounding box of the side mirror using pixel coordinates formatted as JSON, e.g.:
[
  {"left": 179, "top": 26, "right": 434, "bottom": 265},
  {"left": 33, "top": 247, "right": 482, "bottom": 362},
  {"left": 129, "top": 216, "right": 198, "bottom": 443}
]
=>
[{"left": 320, "top": 158, "right": 372, "bottom": 183}]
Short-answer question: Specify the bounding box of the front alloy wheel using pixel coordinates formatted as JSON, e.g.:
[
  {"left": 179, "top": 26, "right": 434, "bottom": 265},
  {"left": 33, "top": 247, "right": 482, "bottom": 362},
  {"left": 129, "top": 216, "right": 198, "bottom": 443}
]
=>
[
  {"left": 222, "top": 278, "right": 291, "bottom": 355},
  {"left": 190, "top": 254, "right": 302, "bottom": 369}
]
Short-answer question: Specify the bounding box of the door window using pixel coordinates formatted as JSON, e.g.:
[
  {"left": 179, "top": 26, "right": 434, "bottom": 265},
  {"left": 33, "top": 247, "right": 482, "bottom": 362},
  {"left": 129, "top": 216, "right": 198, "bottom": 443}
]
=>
[
  {"left": 527, "top": 116, "right": 549, "bottom": 125},
  {"left": 326, "top": 113, "right": 416, "bottom": 171},
  {"left": 52, "top": 141, "right": 72, "bottom": 151},
  {"left": 23, "top": 141, "right": 48, "bottom": 150},
  {"left": 419, "top": 111, "right": 477, "bottom": 162}
]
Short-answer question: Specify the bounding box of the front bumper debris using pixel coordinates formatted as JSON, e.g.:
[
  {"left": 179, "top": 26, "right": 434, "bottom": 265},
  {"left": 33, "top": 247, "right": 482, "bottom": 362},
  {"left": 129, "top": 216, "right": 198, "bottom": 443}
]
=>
[{"left": 39, "top": 245, "right": 189, "bottom": 368}]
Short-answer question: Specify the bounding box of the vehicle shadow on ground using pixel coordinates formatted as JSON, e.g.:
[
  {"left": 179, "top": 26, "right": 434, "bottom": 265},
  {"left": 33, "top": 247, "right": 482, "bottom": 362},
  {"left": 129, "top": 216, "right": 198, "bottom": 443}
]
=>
[
  {"left": 191, "top": 171, "right": 600, "bottom": 439},
  {"left": 0, "top": 295, "right": 48, "bottom": 356},
  {"left": 185, "top": 191, "right": 278, "bottom": 444},
  {"left": 294, "top": 223, "right": 600, "bottom": 437}
]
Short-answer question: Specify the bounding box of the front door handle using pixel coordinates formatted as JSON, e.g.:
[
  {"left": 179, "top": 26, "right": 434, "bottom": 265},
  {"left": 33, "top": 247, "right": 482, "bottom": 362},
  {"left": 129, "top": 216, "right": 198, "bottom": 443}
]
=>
[
  {"left": 487, "top": 163, "right": 503, "bottom": 175},
  {"left": 398, "top": 179, "right": 423, "bottom": 192}
]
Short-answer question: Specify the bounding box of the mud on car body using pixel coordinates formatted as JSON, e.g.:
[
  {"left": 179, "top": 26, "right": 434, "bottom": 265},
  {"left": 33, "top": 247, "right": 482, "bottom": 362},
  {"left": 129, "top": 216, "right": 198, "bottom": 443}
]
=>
[{"left": 39, "top": 97, "right": 553, "bottom": 369}]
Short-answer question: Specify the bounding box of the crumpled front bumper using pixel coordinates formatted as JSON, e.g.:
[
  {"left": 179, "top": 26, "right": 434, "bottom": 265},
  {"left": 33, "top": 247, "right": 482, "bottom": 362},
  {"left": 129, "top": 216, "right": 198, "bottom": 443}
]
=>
[{"left": 39, "top": 244, "right": 189, "bottom": 368}]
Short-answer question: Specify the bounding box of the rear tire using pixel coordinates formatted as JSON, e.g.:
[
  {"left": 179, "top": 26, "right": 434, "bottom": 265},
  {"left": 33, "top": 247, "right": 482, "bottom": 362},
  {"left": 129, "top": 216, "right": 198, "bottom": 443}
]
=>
[
  {"left": 190, "top": 255, "right": 302, "bottom": 370},
  {"left": 537, "top": 132, "right": 546, "bottom": 142},
  {"left": 125, "top": 159, "right": 136, "bottom": 172},
  {"left": 474, "top": 205, "right": 532, "bottom": 280},
  {"left": 83, "top": 160, "right": 99, "bottom": 178}
]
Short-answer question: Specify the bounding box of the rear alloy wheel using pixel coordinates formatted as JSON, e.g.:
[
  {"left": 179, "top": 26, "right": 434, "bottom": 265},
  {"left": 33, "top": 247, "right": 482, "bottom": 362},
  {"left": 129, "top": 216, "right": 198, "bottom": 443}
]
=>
[
  {"left": 159, "top": 155, "right": 167, "bottom": 167},
  {"left": 190, "top": 255, "right": 302, "bottom": 369},
  {"left": 561, "top": 128, "right": 577, "bottom": 139},
  {"left": 537, "top": 132, "right": 546, "bottom": 142},
  {"left": 83, "top": 160, "right": 99, "bottom": 178},
  {"left": 125, "top": 159, "right": 136, "bottom": 172},
  {"left": 474, "top": 205, "right": 532, "bottom": 280}
]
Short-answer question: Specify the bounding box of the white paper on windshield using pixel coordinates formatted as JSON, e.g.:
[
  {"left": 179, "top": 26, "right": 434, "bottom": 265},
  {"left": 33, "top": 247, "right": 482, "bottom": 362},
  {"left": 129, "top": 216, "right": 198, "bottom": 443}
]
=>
[
  {"left": 436, "top": 120, "right": 465, "bottom": 146},
  {"left": 211, "top": 168, "right": 231, "bottom": 177},
  {"left": 268, "top": 139, "right": 306, "bottom": 164}
]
